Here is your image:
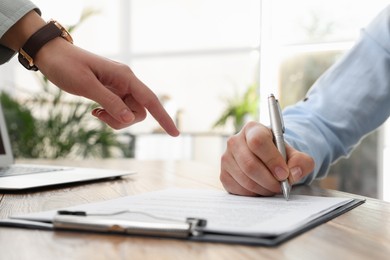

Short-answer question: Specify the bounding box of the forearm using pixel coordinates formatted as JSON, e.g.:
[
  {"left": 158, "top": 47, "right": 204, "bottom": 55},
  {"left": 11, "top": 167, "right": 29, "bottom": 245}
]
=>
[
  {"left": 0, "top": 10, "right": 45, "bottom": 51},
  {"left": 0, "top": 0, "right": 40, "bottom": 64},
  {"left": 283, "top": 8, "right": 390, "bottom": 182}
]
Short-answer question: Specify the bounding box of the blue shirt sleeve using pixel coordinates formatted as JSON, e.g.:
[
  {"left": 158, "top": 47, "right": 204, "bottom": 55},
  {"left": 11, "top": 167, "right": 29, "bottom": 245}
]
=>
[{"left": 283, "top": 5, "right": 390, "bottom": 183}]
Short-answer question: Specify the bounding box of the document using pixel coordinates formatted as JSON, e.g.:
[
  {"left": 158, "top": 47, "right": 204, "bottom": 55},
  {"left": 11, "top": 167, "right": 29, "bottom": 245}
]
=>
[{"left": 7, "top": 188, "right": 358, "bottom": 237}]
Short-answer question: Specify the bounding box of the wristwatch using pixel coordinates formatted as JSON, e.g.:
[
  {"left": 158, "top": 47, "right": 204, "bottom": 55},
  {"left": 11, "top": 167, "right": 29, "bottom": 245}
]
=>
[{"left": 18, "top": 20, "right": 73, "bottom": 71}]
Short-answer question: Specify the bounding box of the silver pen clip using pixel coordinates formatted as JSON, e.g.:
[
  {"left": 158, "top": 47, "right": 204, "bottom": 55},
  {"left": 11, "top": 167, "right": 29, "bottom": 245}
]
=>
[
  {"left": 53, "top": 210, "right": 207, "bottom": 238},
  {"left": 276, "top": 99, "right": 285, "bottom": 133}
]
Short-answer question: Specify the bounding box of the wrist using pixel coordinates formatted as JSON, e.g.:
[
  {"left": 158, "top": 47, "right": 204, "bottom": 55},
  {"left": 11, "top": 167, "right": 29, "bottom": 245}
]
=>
[
  {"left": 18, "top": 20, "right": 73, "bottom": 71},
  {"left": 34, "top": 37, "right": 72, "bottom": 71}
]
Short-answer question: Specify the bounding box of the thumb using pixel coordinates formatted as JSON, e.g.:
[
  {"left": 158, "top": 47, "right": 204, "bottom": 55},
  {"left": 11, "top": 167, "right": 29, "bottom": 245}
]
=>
[{"left": 285, "top": 145, "right": 315, "bottom": 184}]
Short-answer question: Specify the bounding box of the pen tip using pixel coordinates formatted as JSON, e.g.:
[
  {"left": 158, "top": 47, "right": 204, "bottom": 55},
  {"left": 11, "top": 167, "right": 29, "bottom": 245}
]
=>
[
  {"left": 282, "top": 189, "right": 289, "bottom": 201},
  {"left": 281, "top": 180, "right": 291, "bottom": 201}
]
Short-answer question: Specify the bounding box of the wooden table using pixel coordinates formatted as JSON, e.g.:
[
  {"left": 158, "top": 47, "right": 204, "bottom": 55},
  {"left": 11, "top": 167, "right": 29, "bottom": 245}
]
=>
[{"left": 1, "top": 159, "right": 389, "bottom": 260}]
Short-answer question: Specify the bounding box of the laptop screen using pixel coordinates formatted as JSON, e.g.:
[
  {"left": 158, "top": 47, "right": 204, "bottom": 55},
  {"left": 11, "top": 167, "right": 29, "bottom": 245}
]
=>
[
  {"left": 0, "top": 104, "right": 15, "bottom": 166},
  {"left": 0, "top": 129, "right": 5, "bottom": 155}
]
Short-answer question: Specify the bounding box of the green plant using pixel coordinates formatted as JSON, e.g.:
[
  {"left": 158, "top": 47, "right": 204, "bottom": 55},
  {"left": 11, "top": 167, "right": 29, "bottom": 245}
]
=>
[
  {"left": 213, "top": 83, "right": 259, "bottom": 133},
  {"left": 1, "top": 9, "right": 131, "bottom": 159},
  {"left": 0, "top": 92, "right": 44, "bottom": 158}
]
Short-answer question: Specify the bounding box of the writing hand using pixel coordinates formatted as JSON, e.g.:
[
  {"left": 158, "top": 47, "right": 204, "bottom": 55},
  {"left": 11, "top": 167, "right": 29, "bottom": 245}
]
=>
[{"left": 220, "top": 121, "right": 314, "bottom": 196}]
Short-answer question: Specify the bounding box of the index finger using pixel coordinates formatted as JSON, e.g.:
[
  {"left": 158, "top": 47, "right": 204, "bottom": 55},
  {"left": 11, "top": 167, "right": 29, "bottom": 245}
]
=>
[{"left": 130, "top": 76, "right": 180, "bottom": 137}]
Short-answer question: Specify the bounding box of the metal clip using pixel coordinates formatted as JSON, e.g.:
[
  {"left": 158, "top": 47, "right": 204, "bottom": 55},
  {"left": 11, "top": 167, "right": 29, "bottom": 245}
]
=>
[{"left": 54, "top": 210, "right": 207, "bottom": 238}]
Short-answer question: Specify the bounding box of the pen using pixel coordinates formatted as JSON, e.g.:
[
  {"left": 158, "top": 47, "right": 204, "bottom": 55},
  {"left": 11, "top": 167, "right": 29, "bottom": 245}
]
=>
[{"left": 268, "top": 94, "right": 291, "bottom": 201}]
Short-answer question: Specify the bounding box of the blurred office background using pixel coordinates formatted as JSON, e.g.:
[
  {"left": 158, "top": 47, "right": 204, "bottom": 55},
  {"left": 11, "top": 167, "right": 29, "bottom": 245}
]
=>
[{"left": 0, "top": 0, "right": 389, "bottom": 201}]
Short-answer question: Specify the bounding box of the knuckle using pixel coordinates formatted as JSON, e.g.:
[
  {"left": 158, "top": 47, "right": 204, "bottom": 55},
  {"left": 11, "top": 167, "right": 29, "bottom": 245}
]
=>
[
  {"left": 240, "top": 158, "right": 258, "bottom": 177},
  {"left": 220, "top": 152, "right": 229, "bottom": 165},
  {"left": 219, "top": 170, "right": 229, "bottom": 184},
  {"left": 242, "top": 179, "right": 258, "bottom": 192},
  {"left": 99, "top": 93, "right": 121, "bottom": 111},
  {"left": 247, "top": 135, "right": 265, "bottom": 151},
  {"left": 226, "top": 135, "right": 239, "bottom": 150},
  {"left": 117, "top": 63, "right": 133, "bottom": 74},
  {"left": 264, "top": 157, "right": 280, "bottom": 168},
  {"left": 137, "top": 109, "right": 147, "bottom": 121},
  {"left": 246, "top": 132, "right": 268, "bottom": 152},
  {"left": 244, "top": 121, "right": 258, "bottom": 129}
]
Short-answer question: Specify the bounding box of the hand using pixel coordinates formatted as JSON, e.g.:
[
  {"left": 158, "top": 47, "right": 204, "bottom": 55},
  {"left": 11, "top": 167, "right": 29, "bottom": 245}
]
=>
[
  {"left": 34, "top": 39, "right": 179, "bottom": 136},
  {"left": 220, "top": 121, "right": 314, "bottom": 196},
  {"left": 1, "top": 11, "right": 179, "bottom": 136}
]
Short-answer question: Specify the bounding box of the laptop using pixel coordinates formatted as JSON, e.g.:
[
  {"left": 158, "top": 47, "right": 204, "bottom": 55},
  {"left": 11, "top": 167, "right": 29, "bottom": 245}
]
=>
[{"left": 0, "top": 104, "right": 135, "bottom": 191}]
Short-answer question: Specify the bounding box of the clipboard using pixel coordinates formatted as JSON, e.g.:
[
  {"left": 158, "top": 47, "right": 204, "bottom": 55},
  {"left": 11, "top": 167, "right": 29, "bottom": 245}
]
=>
[{"left": 0, "top": 190, "right": 365, "bottom": 247}]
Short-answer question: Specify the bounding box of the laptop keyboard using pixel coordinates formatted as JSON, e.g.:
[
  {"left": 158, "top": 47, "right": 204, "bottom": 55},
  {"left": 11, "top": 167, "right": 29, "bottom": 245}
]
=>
[{"left": 0, "top": 166, "right": 65, "bottom": 177}]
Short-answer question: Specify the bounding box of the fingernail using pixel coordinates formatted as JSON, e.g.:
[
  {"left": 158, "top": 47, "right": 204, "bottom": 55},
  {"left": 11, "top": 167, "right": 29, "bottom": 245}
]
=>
[
  {"left": 274, "top": 167, "right": 288, "bottom": 180},
  {"left": 96, "top": 109, "right": 104, "bottom": 116},
  {"left": 290, "top": 167, "right": 303, "bottom": 182},
  {"left": 120, "top": 109, "right": 134, "bottom": 122},
  {"left": 92, "top": 108, "right": 100, "bottom": 116}
]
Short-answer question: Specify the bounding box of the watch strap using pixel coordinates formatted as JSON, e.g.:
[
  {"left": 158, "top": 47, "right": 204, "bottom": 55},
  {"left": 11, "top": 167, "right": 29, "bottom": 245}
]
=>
[{"left": 18, "top": 21, "right": 72, "bottom": 71}]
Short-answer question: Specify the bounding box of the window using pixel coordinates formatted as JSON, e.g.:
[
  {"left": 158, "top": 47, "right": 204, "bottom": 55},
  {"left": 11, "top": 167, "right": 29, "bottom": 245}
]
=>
[
  {"left": 262, "top": 0, "right": 389, "bottom": 199},
  {"left": 0, "top": 0, "right": 389, "bottom": 199}
]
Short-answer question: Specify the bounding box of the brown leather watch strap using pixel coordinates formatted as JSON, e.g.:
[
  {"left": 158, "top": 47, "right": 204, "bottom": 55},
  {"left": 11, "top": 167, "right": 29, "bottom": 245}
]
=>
[{"left": 18, "top": 20, "right": 72, "bottom": 71}]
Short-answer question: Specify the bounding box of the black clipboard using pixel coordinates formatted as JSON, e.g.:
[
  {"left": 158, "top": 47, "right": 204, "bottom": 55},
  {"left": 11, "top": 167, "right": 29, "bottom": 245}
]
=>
[
  {"left": 190, "top": 198, "right": 364, "bottom": 246},
  {"left": 0, "top": 198, "right": 364, "bottom": 247}
]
